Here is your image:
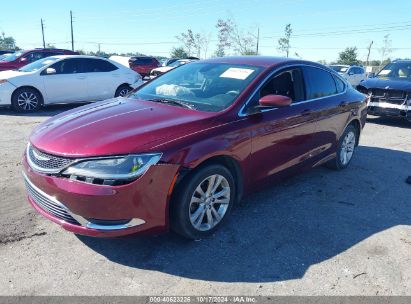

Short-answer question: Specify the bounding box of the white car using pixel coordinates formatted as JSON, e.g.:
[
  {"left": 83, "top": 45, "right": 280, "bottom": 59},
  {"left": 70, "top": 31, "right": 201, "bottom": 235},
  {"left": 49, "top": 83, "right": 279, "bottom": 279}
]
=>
[
  {"left": 0, "top": 55, "right": 143, "bottom": 112},
  {"left": 329, "top": 65, "right": 366, "bottom": 87},
  {"left": 149, "top": 59, "right": 195, "bottom": 79}
]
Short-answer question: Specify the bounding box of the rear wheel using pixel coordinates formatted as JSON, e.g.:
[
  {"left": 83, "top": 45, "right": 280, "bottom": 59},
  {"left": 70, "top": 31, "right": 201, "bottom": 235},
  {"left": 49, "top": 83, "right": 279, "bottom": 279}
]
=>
[
  {"left": 171, "top": 164, "right": 235, "bottom": 239},
  {"left": 326, "top": 124, "right": 358, "bottom": 170},
  {"left": 115, "top": 84, "right": 132, "bottom": 97},
  {"left": 11, "top": 87, "right": 42, "bottom": 112}
]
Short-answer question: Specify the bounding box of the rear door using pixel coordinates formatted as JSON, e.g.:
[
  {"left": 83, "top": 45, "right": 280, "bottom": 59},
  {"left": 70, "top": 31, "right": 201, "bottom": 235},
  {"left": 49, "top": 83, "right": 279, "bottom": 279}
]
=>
[
  {"left": 41, "top": 58, "right": 88, "bottom": 103},
  {"left": 301, "top": 65, "right": 351, "bottom": 160},
  {"left": 82, "top": 58, "right": 120, "bottom": 100}
]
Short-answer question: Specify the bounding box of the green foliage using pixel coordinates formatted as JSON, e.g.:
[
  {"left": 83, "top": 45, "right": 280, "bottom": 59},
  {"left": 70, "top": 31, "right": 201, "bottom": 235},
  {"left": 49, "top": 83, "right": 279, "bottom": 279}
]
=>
[
  {"left": 170, "top": 47, "right": 188, "bottom": 59},
  {"left": 0, "top": 32, "right": 17, "bottom": 50},
  {"left": 337, "top": 47, "right": 360, "bottom": 65},
  {"left": 277, "top": 24, "right": 292, "bottom": 57}
]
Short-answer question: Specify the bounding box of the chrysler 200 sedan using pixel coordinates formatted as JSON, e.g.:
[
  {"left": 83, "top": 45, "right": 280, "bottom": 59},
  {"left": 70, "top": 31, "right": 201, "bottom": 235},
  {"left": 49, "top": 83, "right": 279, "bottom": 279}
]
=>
[{"left": 23, "top": 56, "right": 367, "bottom": 239}]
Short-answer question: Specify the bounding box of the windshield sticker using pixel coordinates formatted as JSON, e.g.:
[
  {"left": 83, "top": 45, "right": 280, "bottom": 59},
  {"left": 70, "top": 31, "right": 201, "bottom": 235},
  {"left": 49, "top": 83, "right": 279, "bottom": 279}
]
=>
[
  {"left": 220, "top": 68, "right": 255, "bottom": 80},
  {"left": 379, "top": 70, "right": 391, "bottom": 75}
]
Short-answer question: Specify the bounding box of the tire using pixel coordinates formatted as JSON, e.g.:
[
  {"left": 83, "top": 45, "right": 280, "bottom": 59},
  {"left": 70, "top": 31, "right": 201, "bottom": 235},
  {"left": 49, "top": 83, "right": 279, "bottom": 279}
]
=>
[
  {"left": 11, "top": 87, "right": 42, "bottom": 112},
  {"left": 326, "top": 124, "right": 358, "bottom": 170},
  {"left": 170, "top": 164, "right": 236, "bottom": 239},
  {"left": 115, "top": 84, "right": 132, "bottom": 97}
]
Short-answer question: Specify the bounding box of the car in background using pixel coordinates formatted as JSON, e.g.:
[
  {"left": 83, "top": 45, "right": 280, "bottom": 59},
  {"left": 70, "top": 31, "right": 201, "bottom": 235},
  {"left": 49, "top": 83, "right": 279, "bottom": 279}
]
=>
[
  {"left": 0, "top": 53, "right": 12, "bottom": 61},
  {"left": 0, "top": 55, "right": 142, "bottom": 112},
  {"left": 22, "top": 56, "right": 367, "bottom": 239},
  {"left": 0, "top": 48, "right": 79, "bottom": 72},
  {"left": 149, "top": 58, "right": 197, "bottom": 78},
  {"left": 128, "top": 56, "right": 160, "bottom": 78},
  {"left": 357, "top": 59, "right": 411, "bottom": 122},
  {"left": 0, "top": 50, "right": 13, "bottom": 55},
  {"left": 329, "top": 65, "right": 366, "bottom": 87}
]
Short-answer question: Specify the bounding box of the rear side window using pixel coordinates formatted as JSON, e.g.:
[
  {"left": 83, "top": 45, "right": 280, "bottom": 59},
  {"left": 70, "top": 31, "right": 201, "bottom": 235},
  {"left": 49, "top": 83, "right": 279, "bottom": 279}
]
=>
[
  {"left": 133, "top": 57, "right": 153, "bottom": 65},
  {"left": 83, "top": 59, "right": 118, "bottom": 72},
  {"left": 333, "top": 75, "right": 346, "bottom": 93},
  {"left": 303, "top": 66, "right": 337, "bottom": 99}
]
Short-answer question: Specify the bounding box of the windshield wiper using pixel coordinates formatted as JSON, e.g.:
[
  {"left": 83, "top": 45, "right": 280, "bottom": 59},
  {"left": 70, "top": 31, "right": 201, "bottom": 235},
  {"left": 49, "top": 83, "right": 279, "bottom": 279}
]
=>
[{"left": 147, "top": 98, "right": 196, "bottom": 110}]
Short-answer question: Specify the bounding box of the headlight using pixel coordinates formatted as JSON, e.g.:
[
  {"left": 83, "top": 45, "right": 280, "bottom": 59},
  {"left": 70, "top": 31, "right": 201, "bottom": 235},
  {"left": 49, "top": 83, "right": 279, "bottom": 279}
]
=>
[{"left": 62, "top": 153, "right": 162, "bottom": 185}]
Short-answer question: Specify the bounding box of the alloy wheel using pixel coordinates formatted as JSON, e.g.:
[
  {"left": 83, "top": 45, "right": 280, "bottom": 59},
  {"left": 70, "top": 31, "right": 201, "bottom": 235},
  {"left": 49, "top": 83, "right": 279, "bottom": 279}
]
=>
[
  {"left": 189, "top": 174, "right": 231, "bottom": 231},
  {"left": 340, "top": 131, "right": 356, "bottom": 165},
  {"left": 17, "top": 92, "right": 39, "bottom": 111},
  {"left": 119, "top": 88, "right": 130, "bottom": 97}
]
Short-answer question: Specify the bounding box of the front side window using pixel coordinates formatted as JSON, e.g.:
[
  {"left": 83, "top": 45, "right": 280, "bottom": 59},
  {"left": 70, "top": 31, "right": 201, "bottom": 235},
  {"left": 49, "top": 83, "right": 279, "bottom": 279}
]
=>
[
  {"left": 303, "top": 66, "right": 337, "bottom": 99},
  {"left": 25, "top": 52, "right": 44, "bottom": 63},
  {"left": 83, "top": 59, "right": 118, "bottom": 72},
  {"left": 259, "top": 68, "right": 305, "bottom": 103},
  {"left": 47, "top": 58, "right": 84, "bottom": 74},
  {"left": 131, "top": 63, "right": 263, "bottom": 112}
]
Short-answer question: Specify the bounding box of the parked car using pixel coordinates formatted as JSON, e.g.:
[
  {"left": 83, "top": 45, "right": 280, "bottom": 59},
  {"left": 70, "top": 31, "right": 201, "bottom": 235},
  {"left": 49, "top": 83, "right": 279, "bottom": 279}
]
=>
[
  {"left": 0, "top": 48, "right": 79, "bottom": 72},
  {"left": 0, "top": 53, "right": 12, "bottom": 61},
  {"left": 128, "top": 56, "right": 160, "bottom": 78},
  {"left": 329, "top": 65, "right": 366, "bottom": 87},
  {"left": 357, "top": 59, "right": 411, "bottom": 122},
  {"left": 149, "top": 59, "right": 196, "bottom": 78},
  {"left": 0, "top": 50, "right": 13, "bottom": 55},
  {"left": 162, "top": 58, "right": 180, "bottom": 67},
  {"left": 0, "top": 55, "right": 142, "bottom": 112},
  {"left": 23, "top": 56, "right": 367, "bottom": 239}
]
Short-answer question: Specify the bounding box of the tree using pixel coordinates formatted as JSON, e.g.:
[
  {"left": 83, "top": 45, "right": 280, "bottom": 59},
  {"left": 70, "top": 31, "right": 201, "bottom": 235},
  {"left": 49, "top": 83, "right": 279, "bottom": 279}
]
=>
[
  {"left": 176, "top": 29, "right": 209, "bottom": 58},
  {"left": 170, "top": 47, "right": 188, "bottom": 59},
  {"left": 277, "top": 24, "right": 292, "bottom": 57},
  {"left": 214, "top": 18, "right": 256, "bottom": 56},
  {"left": 46, "top": 43, "right": 56, "bottom": 49},
  {"left": 0, "top": 32, "right": 17, "bottom": 50},
  {"left": 337, "top": 47, "right": 360, "bottom": 65},
  {"left": 379, "top": 34, "right": 392, "bottom": 67}
]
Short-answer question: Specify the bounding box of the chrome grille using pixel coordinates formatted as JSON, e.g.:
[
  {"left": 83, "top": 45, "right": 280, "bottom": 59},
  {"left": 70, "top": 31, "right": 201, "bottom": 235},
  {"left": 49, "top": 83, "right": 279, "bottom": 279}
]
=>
[
  {"left": 370, "top": 89, "right": 408, "bottom": 105},
  {"left": 27, "top": 144, "right": 75, "bottom": 173},
  {"left": 24, "top": 176, "right": 80, "bottom": 225}
]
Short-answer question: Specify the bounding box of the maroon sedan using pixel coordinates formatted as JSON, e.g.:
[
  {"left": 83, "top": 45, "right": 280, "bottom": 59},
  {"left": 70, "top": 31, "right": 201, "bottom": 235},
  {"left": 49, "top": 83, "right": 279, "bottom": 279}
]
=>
[{"left": 23, "top": 56, "right": 367, "bottom": 239}]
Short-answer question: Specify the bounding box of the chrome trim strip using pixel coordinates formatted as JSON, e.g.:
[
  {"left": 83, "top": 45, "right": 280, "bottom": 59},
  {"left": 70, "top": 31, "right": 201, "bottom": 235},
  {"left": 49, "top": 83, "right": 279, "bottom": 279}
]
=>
[
  {"left": 238, "top": 63, "right": 348, "bottom": 117},
  {"left": 23, "top": 171, "right": 146, "bottom": 231}
]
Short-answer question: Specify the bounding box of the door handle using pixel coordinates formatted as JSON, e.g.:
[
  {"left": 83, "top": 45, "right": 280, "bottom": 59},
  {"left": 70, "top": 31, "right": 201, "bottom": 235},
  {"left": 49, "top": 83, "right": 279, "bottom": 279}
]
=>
[{"left": 76, "top": 75, "right": 86, "bottom": 79}]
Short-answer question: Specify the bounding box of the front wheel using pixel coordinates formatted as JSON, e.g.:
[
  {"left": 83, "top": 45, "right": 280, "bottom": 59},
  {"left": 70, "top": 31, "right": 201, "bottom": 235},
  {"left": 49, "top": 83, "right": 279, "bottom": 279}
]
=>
[
  {"left": 326, "top": 125, "right": 358, "bottom": 170},
  {"left": 115, "top": 84, "right": 132, "bottom": 97},
  {"left": 171, "top": 164, "right": 235, "bottom": 239},
  {"left": 11, "top": 88, "right": 42, "bottom": 112}
]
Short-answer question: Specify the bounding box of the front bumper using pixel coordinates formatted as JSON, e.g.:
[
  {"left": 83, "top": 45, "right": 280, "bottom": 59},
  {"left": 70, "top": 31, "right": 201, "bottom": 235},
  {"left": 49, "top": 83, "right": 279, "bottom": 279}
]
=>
[
  {"left": 22, "top": 154, "right": 180, "bottom": 237},
  {"left": 0, "top": 82, "right": 15, "bottom": 106},
  {"left": 368, "top": 101, "right": 411, "bottom": 121}
]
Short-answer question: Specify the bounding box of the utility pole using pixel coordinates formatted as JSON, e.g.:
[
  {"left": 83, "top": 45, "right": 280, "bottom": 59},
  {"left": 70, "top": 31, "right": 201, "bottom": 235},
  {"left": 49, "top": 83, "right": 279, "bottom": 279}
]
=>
[
  {"left": 256, "top": 27, "right": 260, "bottom": 55},
  {"left": 41, "top": 19, "right": 46, "bottom": 48},
  {"left": 98, "top": 43, "right": 101, "bottom": 54},
  {"left": 70, "top": 10, "right": 74, "bottom": 51},
  {"left": 366, "top": 40, "right": 373, "bottom": 66}
]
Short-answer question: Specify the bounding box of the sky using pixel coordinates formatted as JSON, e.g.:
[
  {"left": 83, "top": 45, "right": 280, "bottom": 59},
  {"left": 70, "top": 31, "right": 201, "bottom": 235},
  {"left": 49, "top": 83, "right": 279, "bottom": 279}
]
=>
[{"left": 1, "top": 0, "right": 410, "bottom": 63}]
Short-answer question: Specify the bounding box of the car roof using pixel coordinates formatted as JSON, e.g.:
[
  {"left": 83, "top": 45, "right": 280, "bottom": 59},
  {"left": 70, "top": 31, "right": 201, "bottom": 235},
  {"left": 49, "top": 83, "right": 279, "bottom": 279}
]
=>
[
  {"left": 48, "top": 55, "right": 110, "bottom": 60},
  {"left": 201, "top": 56, "right": 317, "bottom": 69}
]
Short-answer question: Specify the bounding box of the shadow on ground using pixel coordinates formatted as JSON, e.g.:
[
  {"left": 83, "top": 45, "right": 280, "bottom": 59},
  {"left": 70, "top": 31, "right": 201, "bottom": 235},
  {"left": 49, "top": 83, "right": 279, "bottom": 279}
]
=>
[
  {"left": 78, "top": 145, "right": 411, "bottom": 282},
  {"left": 0, "top": 103, "right": 88, "bottom": 117},
  {"left": 367, "top": 115, "right": 411, "bottom": 129}
]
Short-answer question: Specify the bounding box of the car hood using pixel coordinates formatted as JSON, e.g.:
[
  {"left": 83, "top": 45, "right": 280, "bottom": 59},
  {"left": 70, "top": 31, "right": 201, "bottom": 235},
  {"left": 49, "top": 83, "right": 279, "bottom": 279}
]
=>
[
  {"left": 360, "top": 77, "right": 411, "bottom": 92},
  {"left": 0, "top": 69, "right": 29, "bottom": 80},
  {"left": 153, "top": 66, "right": 174, "bottom": 73},
  {"left": 30, "top": 98, "right": 216, "bottom": 157}
]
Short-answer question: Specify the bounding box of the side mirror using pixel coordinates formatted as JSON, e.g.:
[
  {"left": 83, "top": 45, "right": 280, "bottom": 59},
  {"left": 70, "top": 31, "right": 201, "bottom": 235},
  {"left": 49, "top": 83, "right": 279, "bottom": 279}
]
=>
[
  {"left": 259, "top": 94, "right": 292, "bottom": 108},
  {"left": 20, "top": 57, "right": 28, "bottom": 63},
  {"left": 45, "top": 68, "right": 56, "bottom": 75},
  {"left": 348, "top": 71, "right": 354, "bottom": 76}
]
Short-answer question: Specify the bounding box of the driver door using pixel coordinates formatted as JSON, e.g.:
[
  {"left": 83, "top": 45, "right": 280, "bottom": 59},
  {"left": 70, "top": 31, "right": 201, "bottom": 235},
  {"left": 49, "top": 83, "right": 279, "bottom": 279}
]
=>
[
  {"left": 41, "top": 58, "right": 88, "bottom": 103},
  {"left": 245, "top": 67, "right": 321, "bottom": 185}
]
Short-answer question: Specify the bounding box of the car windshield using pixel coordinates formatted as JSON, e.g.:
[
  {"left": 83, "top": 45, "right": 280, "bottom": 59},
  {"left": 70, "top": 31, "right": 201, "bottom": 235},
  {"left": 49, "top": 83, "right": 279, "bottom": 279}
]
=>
[
  {"left": 1, "top": 51, "right": 24, "bottom": 62},
  {"left": 18, "top": 57, "right": 59, "bottom": 72},
  {"left": 376, "top": 62, "right": 411, "bottom": 81},
  {"left": 169, "top": 60, "right": 187, "bottom": 67},
  {"left": 330, "top": 65, "right": 349, "bottom": 73},
  {"left": 0, "top": 54, "right": 12, "bottom": 61},
  {"left": 130, "top": 62, "right": 263, "bottom": 112}
]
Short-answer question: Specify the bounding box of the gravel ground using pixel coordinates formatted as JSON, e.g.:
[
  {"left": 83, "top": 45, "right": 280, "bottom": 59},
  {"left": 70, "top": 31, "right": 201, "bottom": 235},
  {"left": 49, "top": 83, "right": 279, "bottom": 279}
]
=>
[{"left": 0, "top": 105, "right": 410, "bottom": 296}]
